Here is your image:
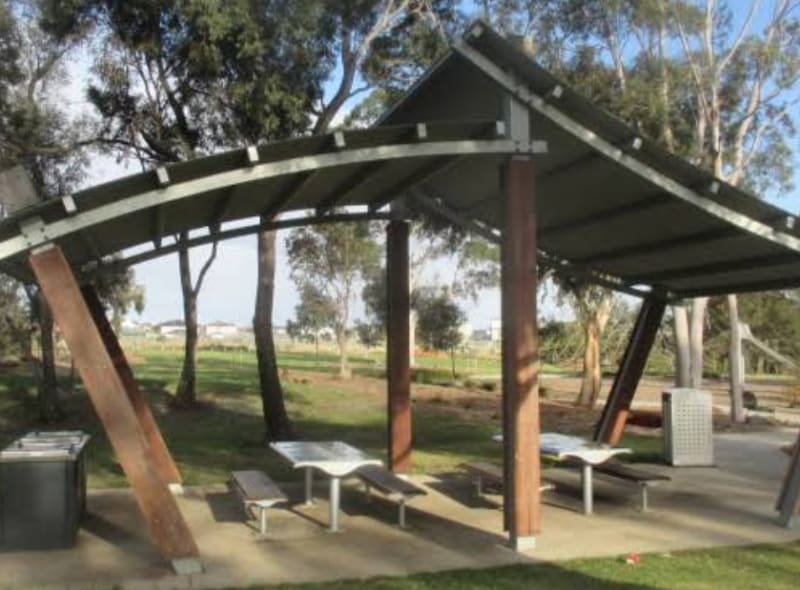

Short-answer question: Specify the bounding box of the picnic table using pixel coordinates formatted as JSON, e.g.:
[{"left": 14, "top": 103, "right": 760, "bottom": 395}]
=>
[
  {"left": 493, "top": 432, "right": 631, "bottom": 514},
  {"left": 270, "top": 441, "right": 381, "bottom": 532}
]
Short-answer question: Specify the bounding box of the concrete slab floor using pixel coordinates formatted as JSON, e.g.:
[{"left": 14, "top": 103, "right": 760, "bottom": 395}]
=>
[{"left": 1, "top": 428, "right": 800, "bottom": 590}]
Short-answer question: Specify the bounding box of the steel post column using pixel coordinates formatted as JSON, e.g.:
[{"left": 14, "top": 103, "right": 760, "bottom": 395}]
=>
[
  {"left": 594, "top": 297, "right": 667, "bottom": 445},
  {"left": 81, "top": 285, "right": 183, "bottom": 489},
  {"left": 501, "top": 156, "right": 540, "bottom": 549},
  {"left": 28, "top": 245, "right": 200, "bottom": 573},
  {"left": 386, "top": 219, "right": 412, "bottom": 473}
]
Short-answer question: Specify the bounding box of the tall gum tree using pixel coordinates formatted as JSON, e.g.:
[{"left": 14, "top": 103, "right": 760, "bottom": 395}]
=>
[{"left": 484, "top": 1, "right": 800, "bottom": 419}]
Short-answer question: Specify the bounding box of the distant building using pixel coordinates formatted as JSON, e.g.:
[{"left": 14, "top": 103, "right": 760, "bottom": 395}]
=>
[
  {"left": 458, "top": 321, "right": 473, "bottom": 343},
  {"left": 156, "top": 320, "right": 185, "bottom": 337},
  {"left": 204, "top": 321, "right": 239, "bottom": 339},
  {"left": 120, "top": 319, "right": 153, "bottom": 335},
  {"left": 471, "top": 328, "right": 491, "bottom": 342}
]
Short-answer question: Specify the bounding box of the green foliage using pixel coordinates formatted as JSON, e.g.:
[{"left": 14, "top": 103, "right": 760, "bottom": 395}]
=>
[
  {"left": 83, "top": 258, "right": 145, "bottom": 331},
  {"left": 286, "top": 220, "right": 381, "bottom": 374},
  {"left": 0, "top": 275, "right": 31, "bottom": 358},
  {"left": 355, "top": 321, "right": 383, "bottom": 349},
  {"left": 40, "top": 0, "right": 332, "bottom": 162},
  {"left": 286, "top": 284, "right": 336, "bottom": 344},
  {"left": 707, "top": 291, "right": 800, "bottom": 375},
  {"left": 414, "top": 288, "right": 465, "bottom": 353}
]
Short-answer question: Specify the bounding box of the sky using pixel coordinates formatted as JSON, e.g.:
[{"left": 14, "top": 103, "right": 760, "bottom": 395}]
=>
[{"left": 65, "top": 3, "right": 800, "bottom": 329}]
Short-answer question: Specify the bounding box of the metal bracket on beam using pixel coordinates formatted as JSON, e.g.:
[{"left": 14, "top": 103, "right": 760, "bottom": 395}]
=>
[
  {"left": 246, "top": 146, "right": 260, "bottom": 165},
  {"left": 18, "top": 215, "right": 49, "bottom": 248},
  {"left": 61, "top": 195, "right": 77, "bottom": 215},
  {"left": 547, "top": 85, "right": 563, "bottom": 100},
  {"left": 333, "top": 131, "right": 346, "bottom": 149},
  {"left": 155, "top": 167, "right": 170, "bottom": 187}
]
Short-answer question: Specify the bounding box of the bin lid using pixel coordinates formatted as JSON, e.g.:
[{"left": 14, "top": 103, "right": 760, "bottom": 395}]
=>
[{"left": 0, "top": 431, "right": 90, "bottom": 462}]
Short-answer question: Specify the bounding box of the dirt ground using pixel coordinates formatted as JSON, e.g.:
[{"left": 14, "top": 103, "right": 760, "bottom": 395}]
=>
[{"left": 283, "top": 368, "right": 798, "bottom": 436}]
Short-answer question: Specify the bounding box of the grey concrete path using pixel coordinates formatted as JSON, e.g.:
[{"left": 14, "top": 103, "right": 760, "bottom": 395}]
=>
[{"left": 1, "top": 429, "right": 799, "bottom": 590}]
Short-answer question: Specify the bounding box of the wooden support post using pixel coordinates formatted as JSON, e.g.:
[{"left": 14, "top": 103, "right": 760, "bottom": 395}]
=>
[
  {"left": 28, "top": 246, "right": 201, "bottom": 574},
  {"left": 777, "top": 427, "right": 800, "bottom": 526},
  {"left": 387, "top": 219, "right": 412, "bottom": 473},
  {"left": 81, "top": 285, "right": 183, "bottom": 489},
  {"left": 594, "top": 297, "right": 667, "bottom": 445},
  {"left": 501, "top": 156, "right": 540, "bottom": 549}
]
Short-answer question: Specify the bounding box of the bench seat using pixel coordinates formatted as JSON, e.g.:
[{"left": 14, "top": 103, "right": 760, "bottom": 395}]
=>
[
  {"left": 460, "top": 461, "right": 555, "bottom": 497},
  {"left": 357, "top": 465, "right": 426, "bottom": 528},
  {"left": 230, "top": 470, "right": 287, "bottom": 534},
  {"left": 588, "top": 460, "right": 670, "bottom": 511}
]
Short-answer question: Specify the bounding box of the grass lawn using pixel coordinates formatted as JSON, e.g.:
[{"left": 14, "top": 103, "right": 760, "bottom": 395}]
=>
[
  {"left": 0, "top": 346, "right": 657, "bottom": 488},
  {"left": 233, "top": 540, "right": 800, "bottom": 589},
  {"left": 1, "top": 347, "right": 798, "bottom": 589}
]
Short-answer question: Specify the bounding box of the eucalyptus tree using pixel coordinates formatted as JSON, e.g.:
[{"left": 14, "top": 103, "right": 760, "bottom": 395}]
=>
[
  {"left": 285, "top": 221, "right": 381, "bottom": 378},
  {"left": 414, "top": 287, "right": 466, "bottom": 379},
  {"left": 480, "top": 1, "right": 800, "bottom": 419},
  {"left": 0, "top": 0, "right": 95, "bottom": 421},
  {"left": 250, "top": 0, "right": 455, "bottom": 433},
  {"left": 39, "top": 0, "right": 326, "bottom": 417}
]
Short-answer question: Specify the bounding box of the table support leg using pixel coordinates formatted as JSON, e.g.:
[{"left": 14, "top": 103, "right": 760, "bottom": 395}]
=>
[
  {"left": 329, "top": 476, "right": 341, "bottom": 532},
  {"left": 304, "top": 468, "right": 314, "bottom": 505},
  {"left": 582, "top": 464, "right": 593, "bottom": 515}
]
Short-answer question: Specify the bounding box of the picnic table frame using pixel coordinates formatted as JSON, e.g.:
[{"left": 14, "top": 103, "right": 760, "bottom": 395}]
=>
[
  {"left": 494, "top": 432, "right": 631, "bottom": 515},
  {"left": 270, "top": 441, "right": 381, "bottom": 532}
]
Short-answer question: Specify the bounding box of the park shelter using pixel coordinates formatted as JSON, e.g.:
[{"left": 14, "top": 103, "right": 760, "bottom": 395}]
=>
[{"left": 1, "top": 20, "right": 800, "bottom": 571}]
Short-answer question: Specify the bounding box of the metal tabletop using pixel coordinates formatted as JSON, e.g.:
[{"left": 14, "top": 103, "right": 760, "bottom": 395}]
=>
[
  {"left": 492, "top": 431, "right": 631, "bottom": 515},
  {"left": 270, "top": 441, "right": 381, "bottom": 532}
]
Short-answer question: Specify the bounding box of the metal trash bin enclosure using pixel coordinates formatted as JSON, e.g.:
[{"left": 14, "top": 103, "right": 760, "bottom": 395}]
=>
[
  {"left": 662, "top": 388, "right": 714, "bottom": 466},
  {"left": 0, "top": 431, "right": 90, "bottom": 550}
]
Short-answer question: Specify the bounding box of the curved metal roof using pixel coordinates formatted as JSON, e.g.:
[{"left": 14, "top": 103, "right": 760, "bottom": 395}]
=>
[
  {"left": 0, "top": 119, "right": 535, "bottom": 280},
  {"left": 1, "top": 20, "right": 799, "bottom": 299},
  {"left": 380, "top": 22, "right": 800, "bottom": 299}
]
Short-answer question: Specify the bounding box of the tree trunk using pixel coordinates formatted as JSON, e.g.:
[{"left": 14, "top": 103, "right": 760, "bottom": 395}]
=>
[
  {"left": 336, "top": 324, "right": 351, "bottom": 379},
  {"left": 174, "top": 241, "right": 199, "bottom": 407},
  {"left": 254, "top": 229, "right": 293, "bottom": 439},
  {"left": 450, "top": 345, "right": 457, "bottom": 380},
  {"left": 727, "top": 294, "right": 745, "bottom": 423},
  {"left": 37, "top": 293, "right": 61, "bottom": 422},
  {"left": 577, "top": 317, "right": 602, "bottom": 407},
  {"left": 689, "top": 297, "right": 708, "bottom": 388},
  {"left": 673, "top": 304, "right": 691, "bottom": 386}
]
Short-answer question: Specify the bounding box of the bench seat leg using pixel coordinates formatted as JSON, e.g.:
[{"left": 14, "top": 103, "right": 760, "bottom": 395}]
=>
[
  {"left": 475, "top": 476, "right": 483, "bottom": 497},
  {"left": 398, "top": 498, "right": 407, "bottom": 529},
  {"left": 259, "top": 506, "right": 268, "bottom": 534},
  {"left": 639, "top": 484, "right": 649, "bottom": 512}
]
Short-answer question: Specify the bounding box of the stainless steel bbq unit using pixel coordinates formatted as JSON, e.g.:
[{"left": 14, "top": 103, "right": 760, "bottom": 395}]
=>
[{"left": 0, "top": 431, "right": 90, "bottom": 550}]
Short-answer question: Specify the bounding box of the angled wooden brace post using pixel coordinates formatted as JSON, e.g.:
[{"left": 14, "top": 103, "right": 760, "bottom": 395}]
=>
[
  {"left": 28, "top": 245, "right": 201, "bottom": 574},
  {"left": 81, "top": 284, "right": 183, "bottom": 490},
  {"left": 777, "top": 428, "right": 800, "bottom": 526},
  {"left": 594, "top": 297, "right": 667, "bottom": 445}
]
